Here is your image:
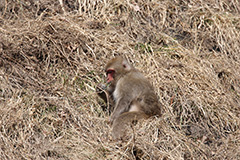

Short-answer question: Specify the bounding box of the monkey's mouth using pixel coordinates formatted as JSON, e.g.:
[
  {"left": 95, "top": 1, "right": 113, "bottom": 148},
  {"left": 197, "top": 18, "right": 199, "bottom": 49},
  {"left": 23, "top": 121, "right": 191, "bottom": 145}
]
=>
[{"left": 106, "top": 69, "right": 115, "bottom": 83}]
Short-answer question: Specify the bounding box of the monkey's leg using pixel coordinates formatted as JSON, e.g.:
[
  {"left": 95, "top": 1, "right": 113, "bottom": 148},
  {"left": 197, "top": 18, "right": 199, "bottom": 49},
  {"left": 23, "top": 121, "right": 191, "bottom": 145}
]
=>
[{"left": 112, "top": 111, "right": 149, "bottom": 140}]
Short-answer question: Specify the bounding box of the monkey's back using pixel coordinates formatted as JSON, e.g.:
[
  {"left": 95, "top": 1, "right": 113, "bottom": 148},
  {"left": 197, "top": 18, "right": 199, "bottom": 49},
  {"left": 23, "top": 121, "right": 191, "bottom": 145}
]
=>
[{"left": 116, "top": 70, "right": 161, "bottom": 116}]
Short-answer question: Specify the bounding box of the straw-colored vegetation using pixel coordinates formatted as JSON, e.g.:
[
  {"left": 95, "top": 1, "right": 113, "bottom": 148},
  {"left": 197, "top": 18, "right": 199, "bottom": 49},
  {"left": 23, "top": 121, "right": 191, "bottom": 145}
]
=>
[{"left": 0, "top": 0, "right": 239, "bottom": 159}]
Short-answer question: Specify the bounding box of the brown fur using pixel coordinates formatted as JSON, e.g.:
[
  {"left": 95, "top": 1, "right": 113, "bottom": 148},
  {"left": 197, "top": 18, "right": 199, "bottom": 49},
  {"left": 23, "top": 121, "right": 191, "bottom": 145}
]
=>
[{"left": 97, "top": 56, "right": 161, "bottom": 139}]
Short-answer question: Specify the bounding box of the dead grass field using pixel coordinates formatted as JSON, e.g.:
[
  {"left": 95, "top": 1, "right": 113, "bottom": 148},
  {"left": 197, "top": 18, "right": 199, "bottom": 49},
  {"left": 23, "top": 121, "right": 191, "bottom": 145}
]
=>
[{"left": 0, "top": 0, "right": 240, "bottom": 159}]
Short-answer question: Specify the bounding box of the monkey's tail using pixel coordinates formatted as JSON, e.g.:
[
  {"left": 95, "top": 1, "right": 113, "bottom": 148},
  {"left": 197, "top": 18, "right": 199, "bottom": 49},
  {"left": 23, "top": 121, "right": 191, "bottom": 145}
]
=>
[{"left": 112, "top": 111, "right": 149, "bottom": 140}]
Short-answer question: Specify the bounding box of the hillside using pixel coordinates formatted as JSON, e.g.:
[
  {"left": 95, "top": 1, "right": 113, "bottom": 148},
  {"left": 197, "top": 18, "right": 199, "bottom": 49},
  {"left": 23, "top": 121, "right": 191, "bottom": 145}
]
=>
[{"left": 0, "top": 0, "right": 239, "bottom": 159}]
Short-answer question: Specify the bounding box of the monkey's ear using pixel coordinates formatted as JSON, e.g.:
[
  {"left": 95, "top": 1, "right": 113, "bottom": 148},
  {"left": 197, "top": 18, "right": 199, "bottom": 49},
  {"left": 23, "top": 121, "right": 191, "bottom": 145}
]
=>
[{"left": 122, "top": 59, "right": 132, "bottom": 71}]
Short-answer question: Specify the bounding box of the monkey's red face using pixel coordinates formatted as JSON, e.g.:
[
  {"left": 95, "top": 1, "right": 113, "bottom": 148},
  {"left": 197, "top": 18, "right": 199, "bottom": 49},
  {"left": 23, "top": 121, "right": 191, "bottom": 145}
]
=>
[{"left": 106, "top": 69, "right": 115, "bottom": 83}]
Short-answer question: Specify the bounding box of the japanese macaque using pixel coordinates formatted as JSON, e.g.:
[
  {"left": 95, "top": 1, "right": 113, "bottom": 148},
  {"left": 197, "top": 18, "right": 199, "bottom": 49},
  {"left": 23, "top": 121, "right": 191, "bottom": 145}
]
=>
[{"left": 96, "top": 56, "right": 161, "bottom": 139}]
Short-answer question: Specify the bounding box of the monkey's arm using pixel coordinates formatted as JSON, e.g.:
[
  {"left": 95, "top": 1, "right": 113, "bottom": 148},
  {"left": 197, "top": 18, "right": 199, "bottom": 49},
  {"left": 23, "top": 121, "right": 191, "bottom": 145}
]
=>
[{"left": 110, "top": 98, "right": 131, "bottom": 123}]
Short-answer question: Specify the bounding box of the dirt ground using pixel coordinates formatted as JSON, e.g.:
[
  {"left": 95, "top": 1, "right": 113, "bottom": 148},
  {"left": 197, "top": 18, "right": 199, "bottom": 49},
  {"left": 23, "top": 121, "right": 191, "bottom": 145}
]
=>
[{"left": 0, "top": 0, "right": 240, "bottom": 159}]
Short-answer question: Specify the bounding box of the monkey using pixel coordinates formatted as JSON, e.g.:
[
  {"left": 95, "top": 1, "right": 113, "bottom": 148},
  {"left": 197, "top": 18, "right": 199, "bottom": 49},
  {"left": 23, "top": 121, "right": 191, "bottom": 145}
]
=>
[{"left": 96, "top": 56, "right": 161, "bottom": 139}]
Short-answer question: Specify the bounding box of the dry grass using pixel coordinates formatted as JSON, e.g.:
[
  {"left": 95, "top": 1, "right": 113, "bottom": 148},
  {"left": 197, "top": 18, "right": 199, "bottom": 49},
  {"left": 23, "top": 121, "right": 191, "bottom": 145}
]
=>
[{"left": 0, "top": 0, "right": 240, "bottom": 159}]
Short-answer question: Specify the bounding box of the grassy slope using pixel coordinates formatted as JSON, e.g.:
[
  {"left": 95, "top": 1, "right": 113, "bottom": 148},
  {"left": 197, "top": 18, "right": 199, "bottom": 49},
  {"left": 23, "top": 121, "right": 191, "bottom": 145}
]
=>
[{"left": 0, "top": 0, "right": 239, "bottom": 159}]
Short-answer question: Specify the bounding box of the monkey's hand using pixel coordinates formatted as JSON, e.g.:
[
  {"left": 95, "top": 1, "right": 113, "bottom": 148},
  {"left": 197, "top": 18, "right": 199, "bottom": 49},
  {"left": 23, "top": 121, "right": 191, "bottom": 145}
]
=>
[
  {"left": 96, "top": 83, "right": 107, "bottom": 93},
  {"left": 96, "top": 83, "right": 108, "bottom": 102}
]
